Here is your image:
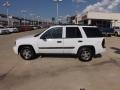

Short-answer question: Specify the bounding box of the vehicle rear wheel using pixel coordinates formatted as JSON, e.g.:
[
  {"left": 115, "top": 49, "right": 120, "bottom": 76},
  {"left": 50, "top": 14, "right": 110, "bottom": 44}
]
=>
[
  {"left": 20, "top": 46, "right": 35, "bottom": 60},
  {"left": 115, "top": 32, "right": 118, "bottom": 37},
  {"left": 78, "top": 47, "right": 93, "bottom": 62}
]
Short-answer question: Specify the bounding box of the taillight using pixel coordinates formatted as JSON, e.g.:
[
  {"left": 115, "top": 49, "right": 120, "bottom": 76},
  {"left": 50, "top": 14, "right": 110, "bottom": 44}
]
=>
[{"left": 102, "top": 39, "right": 106, "bottom": 48}]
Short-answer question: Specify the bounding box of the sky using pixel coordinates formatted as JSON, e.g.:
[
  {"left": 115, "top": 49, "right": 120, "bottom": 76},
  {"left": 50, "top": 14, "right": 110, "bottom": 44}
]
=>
[{"left": 0, "top": 0, "right": 120, "bottom": 20}]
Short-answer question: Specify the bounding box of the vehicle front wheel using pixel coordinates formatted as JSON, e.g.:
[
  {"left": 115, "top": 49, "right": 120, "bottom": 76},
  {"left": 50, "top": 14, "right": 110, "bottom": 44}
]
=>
[
  {"left": 19, "top": 46, "right": 35, "bottom": 60},
  {"left": 78, "top": 47, "right": 93, "bottom": 62}
]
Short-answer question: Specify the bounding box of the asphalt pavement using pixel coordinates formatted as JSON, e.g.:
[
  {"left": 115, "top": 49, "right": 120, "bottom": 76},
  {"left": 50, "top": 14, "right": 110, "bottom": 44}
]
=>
[{"left": 0, "top": 29, "right": 120, "bottom": 90}]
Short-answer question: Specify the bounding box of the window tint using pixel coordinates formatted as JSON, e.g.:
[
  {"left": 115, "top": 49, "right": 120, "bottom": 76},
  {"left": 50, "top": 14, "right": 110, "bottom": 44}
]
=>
[
  {"left": 83, "top": 27, "right": 103, "bottom": 38},
  {"left": 0, "top": 27, "right": 4, "bottom": 29},
  {"left": 41, "top": 27, "right": 62, "bottom": 39},
  {"left": 113, "top": 27, "right": 119, "bottom": 29},
  {"left": 66, "top": 27, "right": 82, "bottom": 38}
]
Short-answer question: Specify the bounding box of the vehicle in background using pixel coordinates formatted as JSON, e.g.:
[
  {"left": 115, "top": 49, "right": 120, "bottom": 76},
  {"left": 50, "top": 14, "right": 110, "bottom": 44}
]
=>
[
  {"left": 32, "top": 26, "right": 38, "bottom": 30},
  {"left": 100, "top": 27, "right": 114, "bottom": 37},
  {"left": 38, "top": 25, "right": 44, "bottom": 29},
  {"left": 18, "top": 26, "right": 33, "bottom": 32},
  {"left": 113, "top": 27, "right": 120, "bottom": 37},
  {"left": 6, "top": 27, "right": 19, "bottom": 33},
  {"left": 41, "top": 24, "right": 50, "bottom": 28},
  {"left": 0, "top": 25, "right": 10, "bottom": 35}
]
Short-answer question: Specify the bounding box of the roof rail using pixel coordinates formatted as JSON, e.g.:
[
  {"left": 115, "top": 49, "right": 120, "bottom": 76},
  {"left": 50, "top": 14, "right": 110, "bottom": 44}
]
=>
[{"left": 53, "top": 24, "right": 93, "bottom": 26}]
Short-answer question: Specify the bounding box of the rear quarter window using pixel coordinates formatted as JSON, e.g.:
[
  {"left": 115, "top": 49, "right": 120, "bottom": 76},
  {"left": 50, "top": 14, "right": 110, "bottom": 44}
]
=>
[{"left": 83, "top": 27, "right": 103, "bottom": 38}]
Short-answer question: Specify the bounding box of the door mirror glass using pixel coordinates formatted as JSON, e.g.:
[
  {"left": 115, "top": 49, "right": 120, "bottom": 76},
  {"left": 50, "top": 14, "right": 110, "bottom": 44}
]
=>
[{"left": 42, "top": 36, "right": 47, "bottom": 40}]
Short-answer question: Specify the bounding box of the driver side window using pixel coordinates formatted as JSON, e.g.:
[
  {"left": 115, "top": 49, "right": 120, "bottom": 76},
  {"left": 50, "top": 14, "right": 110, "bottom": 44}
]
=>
[{"left": 41, "top": 27, "right": 62, "bottom": 39}]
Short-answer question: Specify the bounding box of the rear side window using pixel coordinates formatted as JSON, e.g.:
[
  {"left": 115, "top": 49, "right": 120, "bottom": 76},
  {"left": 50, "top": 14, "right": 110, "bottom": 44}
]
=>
[
  {"left": 66, "top": 27, "right": 82, "bottom": 38},
  {"left": 83, "top": 27, "right": 103, "bottom": 38}
]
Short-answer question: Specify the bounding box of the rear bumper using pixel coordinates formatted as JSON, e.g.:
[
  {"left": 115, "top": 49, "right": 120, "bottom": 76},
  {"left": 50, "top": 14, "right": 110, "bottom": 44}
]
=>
[
  {"left": 96, "top": 48, "right": 106, "bottom": 55},
  {"left": 101, "top": 48, "right": 106, "bottom": 53}
]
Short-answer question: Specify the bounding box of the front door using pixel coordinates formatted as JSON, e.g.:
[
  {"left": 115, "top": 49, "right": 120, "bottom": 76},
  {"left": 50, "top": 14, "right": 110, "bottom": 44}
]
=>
[{"left": 38, "top": 27, "right": 64, "bottom": 54}]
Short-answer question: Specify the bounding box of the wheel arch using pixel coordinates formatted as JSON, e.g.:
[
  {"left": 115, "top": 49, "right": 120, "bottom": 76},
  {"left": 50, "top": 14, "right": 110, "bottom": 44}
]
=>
[
  {"left": 77, "top": 45, "right": 96, "bottom": 55},
  {"left": 114, "top": 31, "right": 119, "bottom": 36},
  {"left": 18, "top": 45, "right": 36, "bottom": 54}
]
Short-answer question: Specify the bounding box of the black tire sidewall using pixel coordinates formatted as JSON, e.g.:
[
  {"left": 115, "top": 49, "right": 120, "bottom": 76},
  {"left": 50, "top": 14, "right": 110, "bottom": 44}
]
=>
[{"left": 20, "top": 46, "right": 35, "bottom": 60}]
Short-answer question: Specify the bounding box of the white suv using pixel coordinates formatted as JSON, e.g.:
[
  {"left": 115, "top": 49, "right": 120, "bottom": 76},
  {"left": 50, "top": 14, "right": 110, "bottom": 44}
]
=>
[
  {"left": 13, "top": 25, "right": 106, "bottom": 62},
  {"left": 7, "top": 27, "right": 19, "bottom": 33},
  {"left": 0, "top": 25, "right": 10, "bottom": 35}
]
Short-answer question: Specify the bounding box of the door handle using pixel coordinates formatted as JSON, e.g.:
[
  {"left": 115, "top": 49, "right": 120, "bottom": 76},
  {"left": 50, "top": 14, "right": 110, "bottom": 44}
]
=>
[
  {"left": 78, "top": 40, "right": 83, "bottom": 43},
  {"left": 57, "top": 41, "right": 62, "bottom": 43}
]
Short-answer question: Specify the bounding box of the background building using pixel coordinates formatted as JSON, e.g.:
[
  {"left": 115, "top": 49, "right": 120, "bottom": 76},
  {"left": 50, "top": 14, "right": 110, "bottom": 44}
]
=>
[
  {"left": 0, "top": 13, "right": 47, "bottom": 27},
  {"left": 66, "top": 16, "right": 76, "bottom": 24},
  {"left": 76, "top": 12, "right": 120, "bottom": 28}
]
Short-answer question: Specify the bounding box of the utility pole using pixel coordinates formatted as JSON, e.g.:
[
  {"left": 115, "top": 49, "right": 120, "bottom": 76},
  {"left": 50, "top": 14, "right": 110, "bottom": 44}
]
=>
[
  {"left": 21, "top": 10, "right": 27, "bottom": 26},
  {"left": 37, "top": 16, "right": 41, "bottom": 26},
  {"left": 3, "top": 0, "right": 11, "bottom": 27},
  {"left": 53, "top": 0, "right": 63, "bottom": 23},
  {"left": 30, "top": 13, "right": 35, "bottom": 26}
]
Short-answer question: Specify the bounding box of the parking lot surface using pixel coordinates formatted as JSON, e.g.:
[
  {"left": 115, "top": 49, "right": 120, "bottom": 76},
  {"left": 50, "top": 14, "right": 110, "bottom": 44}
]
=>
[{"left": 0, "top": 29, "right": 120, "bottom": 90}]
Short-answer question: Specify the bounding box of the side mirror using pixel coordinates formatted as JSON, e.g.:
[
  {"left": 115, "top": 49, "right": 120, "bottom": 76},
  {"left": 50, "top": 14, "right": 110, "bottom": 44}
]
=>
[{"left": 42, "top": 37, "right": 47, "bottom": 41}]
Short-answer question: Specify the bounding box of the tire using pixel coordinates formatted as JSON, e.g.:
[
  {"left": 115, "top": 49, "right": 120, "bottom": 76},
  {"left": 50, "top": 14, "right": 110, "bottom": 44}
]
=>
[
  {"left": 19, "top": 46, "right": 35, "bottom": 60},
  {"left": 115, "top": 32, "right": 118, "bottom": 37},
  {"left": 108, "top": 34, "right": 111, "bottom": 37},
  {"left": 78, "top": 47, "right": 93, "bottom": 62}
]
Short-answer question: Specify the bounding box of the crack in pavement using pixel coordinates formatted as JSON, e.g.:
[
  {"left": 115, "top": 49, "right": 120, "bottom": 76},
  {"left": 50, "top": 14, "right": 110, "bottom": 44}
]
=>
[{"left": 0, "top": 65, "right": 16, "bottom": 80}]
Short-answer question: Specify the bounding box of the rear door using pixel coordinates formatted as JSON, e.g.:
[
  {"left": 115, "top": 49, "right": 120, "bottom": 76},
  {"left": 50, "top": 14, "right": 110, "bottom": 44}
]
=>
[{"left": 63, "top": 26, "right": 83, "bottom": 54}]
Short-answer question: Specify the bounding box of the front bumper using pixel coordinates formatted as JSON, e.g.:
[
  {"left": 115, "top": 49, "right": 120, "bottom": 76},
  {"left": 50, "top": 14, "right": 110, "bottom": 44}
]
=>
[{"left": 13, "top": 46, "right": 19, "bottom": 55}]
